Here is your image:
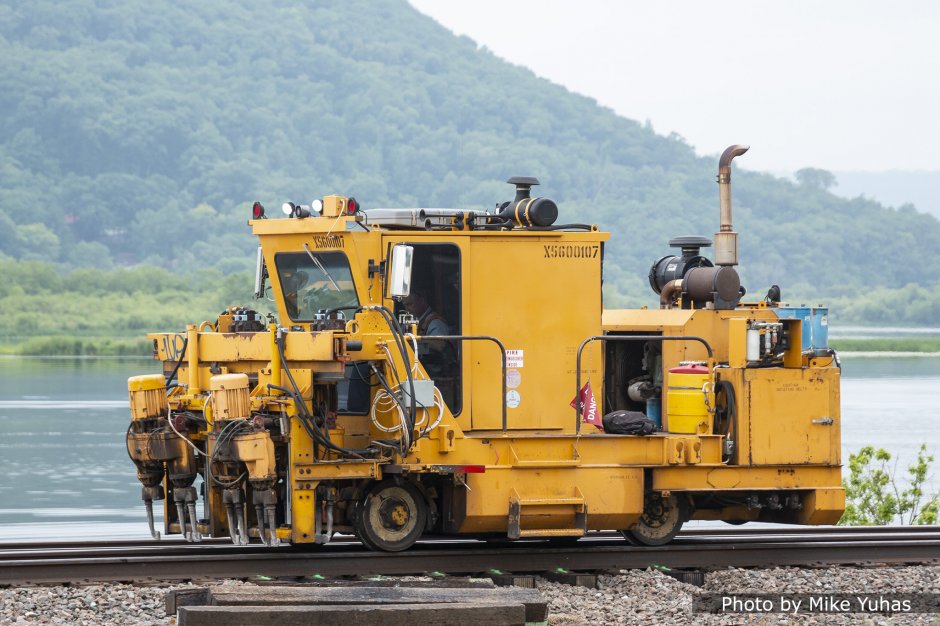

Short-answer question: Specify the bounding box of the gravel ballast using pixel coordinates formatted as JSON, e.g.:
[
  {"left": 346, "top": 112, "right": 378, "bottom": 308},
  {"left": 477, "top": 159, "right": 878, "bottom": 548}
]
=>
[{"left": 1, "top": 566, "right": 937, "bottom": 625}]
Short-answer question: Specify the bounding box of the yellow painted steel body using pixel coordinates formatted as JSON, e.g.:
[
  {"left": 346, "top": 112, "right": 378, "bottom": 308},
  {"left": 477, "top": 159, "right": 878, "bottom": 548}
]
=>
[
  {"left": 128, "top": 194, "right": 844, "bottom": 545},
  {"left": 229, "top": 431, "right": 277, "bottom": 482}
]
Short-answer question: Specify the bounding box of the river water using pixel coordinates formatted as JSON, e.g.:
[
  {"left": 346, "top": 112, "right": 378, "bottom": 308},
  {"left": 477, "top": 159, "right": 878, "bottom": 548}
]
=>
[{"left": 0, "top": 353, "right": 937, "bottom": 541}]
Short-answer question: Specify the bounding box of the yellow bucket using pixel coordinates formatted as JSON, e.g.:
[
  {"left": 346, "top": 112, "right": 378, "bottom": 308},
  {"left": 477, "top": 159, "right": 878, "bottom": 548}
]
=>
[{"left": 666, "top": 366, "right": 711, "bottom": 434}]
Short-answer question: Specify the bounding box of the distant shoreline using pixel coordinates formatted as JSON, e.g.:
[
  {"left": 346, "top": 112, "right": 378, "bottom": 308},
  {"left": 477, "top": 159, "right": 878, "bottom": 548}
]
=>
[
  {"left": 829, "top": 338, "right": 940, "bottom": 353},
  {"left": 3, "top": 335, "right": 939, "bottom": 357},
  {"left": 0, "top": 336, "right": 151, "bottom": 357}
]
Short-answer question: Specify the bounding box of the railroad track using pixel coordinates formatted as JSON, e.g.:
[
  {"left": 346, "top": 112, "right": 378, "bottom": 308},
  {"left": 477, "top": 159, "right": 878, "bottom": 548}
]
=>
[{"left": 1, "top": 526, "right": 938, "bottom": 586}]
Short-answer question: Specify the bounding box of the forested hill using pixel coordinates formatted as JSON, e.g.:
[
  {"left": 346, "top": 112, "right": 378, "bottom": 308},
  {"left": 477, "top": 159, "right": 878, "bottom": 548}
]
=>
[{"left": 2, "top": 0, "right": 940, "bottom": 317}]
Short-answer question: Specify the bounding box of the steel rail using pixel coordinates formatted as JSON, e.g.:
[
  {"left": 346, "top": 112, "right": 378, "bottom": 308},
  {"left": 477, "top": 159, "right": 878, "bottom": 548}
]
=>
[
  {"left": 2, "top": 530, "right": 938, "bottom": 586},
  {"left": 4, "top": 526, "right": 938, "bottom": 555},
  {"left": 2, "top": 525, "right": 936, "bottom": 552}
]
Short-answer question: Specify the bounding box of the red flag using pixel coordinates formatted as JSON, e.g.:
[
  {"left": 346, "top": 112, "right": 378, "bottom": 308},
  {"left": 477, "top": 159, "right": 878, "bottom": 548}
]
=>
[{"left": 570, "top": 381, "right": 602, "bottom": 429}]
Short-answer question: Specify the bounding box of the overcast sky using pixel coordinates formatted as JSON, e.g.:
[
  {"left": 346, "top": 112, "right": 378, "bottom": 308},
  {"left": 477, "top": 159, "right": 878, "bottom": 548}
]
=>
[{"left": 409, "top": 1, "right": 939, "bottom": 174}]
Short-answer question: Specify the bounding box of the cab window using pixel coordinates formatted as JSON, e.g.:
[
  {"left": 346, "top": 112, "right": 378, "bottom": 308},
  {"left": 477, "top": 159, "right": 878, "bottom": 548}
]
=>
[{"left": 274, "top": 251, "right": 359, "bottom": 321}]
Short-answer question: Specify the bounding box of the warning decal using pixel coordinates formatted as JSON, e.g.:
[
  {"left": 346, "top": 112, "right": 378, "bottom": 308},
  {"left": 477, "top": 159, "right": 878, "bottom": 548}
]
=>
[{"left": 506, "top": 350, "right": 524, "bottom": 368}]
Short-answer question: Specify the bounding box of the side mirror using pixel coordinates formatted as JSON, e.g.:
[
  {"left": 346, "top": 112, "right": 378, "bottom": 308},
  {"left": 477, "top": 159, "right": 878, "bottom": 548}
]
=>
[
  {"left": 254, "top": 247, "right": 267, "bottom": 298},
  {"left": 388, "top": 244, "right": 414, "bottom": 300}
]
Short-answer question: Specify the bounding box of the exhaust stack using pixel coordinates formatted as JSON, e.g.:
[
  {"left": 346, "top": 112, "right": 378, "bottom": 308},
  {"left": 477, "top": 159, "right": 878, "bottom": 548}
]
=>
[{"left": 715, "top": 144, "right": 749, "bottom": 266}]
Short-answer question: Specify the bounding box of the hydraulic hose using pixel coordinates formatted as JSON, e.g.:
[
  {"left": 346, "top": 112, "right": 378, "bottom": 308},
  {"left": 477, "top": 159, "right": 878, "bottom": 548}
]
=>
[
  {"left": 164, "top": 336, "right": 189, "bottom": 391},
  {"left": 207, "top": 419, "right": 251, "bottom": 489},
  {"left": 270, "top": 337, "right": 372, "bottom": 457},
  {"left": 715, "top": 379, "right": 737, "bottom": 464},
  {"left": 524, "top": 224, "right": 594, "bottom": 231},
  {"left": 302, "top": 304, "right": 420, "bottom": 454},
  {"left": 366, "top": 305, "right": 418, "bottom": 444}
]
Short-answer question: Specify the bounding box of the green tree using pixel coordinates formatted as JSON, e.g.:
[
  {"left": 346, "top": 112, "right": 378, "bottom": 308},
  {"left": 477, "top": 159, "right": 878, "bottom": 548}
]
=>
[
  {"left": 840, "top": 444, "right": 939, "bottom": 525},
  {"left": 3, "top": 0, "right": 940, "bottom": 328},
  {"left": 66, "top": 240, "right": 113, "bottom": 269},
  {"left": 795, "top": 167, "right": 837, "bottom": 190},
  {"left": 15, "top": 223, "right": 60, "bottom": 261}
]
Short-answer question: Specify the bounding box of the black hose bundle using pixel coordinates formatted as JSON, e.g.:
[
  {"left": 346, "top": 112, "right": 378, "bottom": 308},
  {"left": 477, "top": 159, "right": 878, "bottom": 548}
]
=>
[
  {"left": 269, "top": 304, "right": 418, "bottom": 457},
  {"left": 270, "top": 329, "right": 374, "bottom": 458},
  {"left": 329, "top": 304, "right": 420, "bottom": 454},
  {"left": 207, "top": 419, "right": 253, "bottom": 488},
  {"left": 714, "top": 379, "right": 737, "bottom": 464}
]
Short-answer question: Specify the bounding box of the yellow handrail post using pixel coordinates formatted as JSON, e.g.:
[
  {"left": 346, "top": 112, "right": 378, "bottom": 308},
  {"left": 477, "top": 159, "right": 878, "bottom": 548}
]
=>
[{"left": 187, "top": 324, "right": 200, "bottom": 393}]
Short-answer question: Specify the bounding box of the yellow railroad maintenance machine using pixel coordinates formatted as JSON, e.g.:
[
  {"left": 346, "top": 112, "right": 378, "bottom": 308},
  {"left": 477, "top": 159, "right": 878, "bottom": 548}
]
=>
[{"left": 126, "top": 145, "right": 844, "bottom": 551}]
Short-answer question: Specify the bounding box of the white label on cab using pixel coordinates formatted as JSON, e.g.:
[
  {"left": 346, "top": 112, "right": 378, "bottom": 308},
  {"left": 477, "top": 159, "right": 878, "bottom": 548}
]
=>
[{"left": 506, "top": 350, "right": 524, "bottom": 368}]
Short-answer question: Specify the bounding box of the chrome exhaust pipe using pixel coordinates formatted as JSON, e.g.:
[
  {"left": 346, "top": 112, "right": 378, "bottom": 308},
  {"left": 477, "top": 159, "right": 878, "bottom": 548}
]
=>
[{"left": 715, "top": 145, "right": 749, "bottom": 266}]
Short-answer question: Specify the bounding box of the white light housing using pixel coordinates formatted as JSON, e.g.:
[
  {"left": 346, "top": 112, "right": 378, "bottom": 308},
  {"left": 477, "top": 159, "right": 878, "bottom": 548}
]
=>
[
  {"left": 282, "top": 202, "right": 295, "bottom": 216},
  {"left": 253, "top": 247, "right": 265, "bottom": 298},
  {"left": 311, "top": 198, "right": 324, "bottom": 215}
]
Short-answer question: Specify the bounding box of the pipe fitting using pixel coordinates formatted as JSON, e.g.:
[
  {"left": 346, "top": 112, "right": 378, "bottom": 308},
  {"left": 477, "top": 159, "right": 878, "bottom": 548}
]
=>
[
  {"left": 718, "top": 145, "right": 750, "bottom": 187},
  {"left": 660, "top": 279, "right": 683, "bottom": 309}
]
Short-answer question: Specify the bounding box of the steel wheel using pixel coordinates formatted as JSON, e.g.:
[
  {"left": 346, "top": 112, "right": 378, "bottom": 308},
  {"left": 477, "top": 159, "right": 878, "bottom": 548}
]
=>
[
  {"left": 621, "top": 492, "right": 688, "bottom": 546},
  {"left": 354, "top": 480, "right": 427, "bottom": 552}
]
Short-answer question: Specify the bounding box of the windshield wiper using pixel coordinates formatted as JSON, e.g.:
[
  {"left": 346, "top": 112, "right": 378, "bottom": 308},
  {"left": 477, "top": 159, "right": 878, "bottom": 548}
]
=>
[{"left": 303, "top": 243, "right": 342, "bottom": 292}]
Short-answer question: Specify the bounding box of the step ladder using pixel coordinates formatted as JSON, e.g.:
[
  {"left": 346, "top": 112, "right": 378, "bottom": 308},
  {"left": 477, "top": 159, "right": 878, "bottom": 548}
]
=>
[{"left": 507, "top": 487, "right": 587, "bottom": 540}]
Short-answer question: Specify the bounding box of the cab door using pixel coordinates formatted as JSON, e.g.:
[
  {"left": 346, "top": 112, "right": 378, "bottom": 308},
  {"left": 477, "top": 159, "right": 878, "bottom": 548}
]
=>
[{"left": 383, "top": 235, "right": 468, "bottom": 429}]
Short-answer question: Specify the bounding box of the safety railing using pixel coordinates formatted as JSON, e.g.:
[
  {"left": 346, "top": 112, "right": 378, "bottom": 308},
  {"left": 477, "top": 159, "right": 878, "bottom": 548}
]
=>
[
  {"left": 574, "top": 335, "right": 714, "bottom": 433},
  {"left": 415, "top": 335, "right": 508, "bottom": 431}
]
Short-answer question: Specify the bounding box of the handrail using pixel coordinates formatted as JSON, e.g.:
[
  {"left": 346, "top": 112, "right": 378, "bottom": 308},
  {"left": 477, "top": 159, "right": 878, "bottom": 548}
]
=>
[
  {"left": 414, "top": 335, "right": 508, "bottom": 431},
  {"left": 574, "top": 334, "right": 714, "bottom": 433}
]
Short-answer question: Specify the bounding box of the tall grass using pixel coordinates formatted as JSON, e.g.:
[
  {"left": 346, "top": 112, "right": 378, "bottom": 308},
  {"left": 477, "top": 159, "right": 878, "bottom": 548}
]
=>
[
  {"left": 15, "top": 336, "right": 152, "bottom": 356},
  {"left": 830, "top": 338, "right": 940, "bottom": 353}
]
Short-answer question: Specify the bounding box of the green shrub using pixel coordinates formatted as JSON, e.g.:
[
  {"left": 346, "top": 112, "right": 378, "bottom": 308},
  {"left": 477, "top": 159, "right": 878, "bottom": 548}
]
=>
[{"left": 840, "top": 444, "right": 939, "bottom": 526}]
